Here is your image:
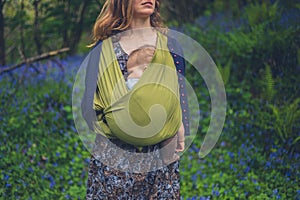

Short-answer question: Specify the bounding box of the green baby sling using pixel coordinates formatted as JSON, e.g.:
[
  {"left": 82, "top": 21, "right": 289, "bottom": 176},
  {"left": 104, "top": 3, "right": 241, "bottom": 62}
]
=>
[{"left": 93, "top": 32, "right": 182, "bottom": 147}]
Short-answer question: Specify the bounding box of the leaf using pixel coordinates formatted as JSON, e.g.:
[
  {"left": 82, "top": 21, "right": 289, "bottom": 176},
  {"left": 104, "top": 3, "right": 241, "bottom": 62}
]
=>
[
  {"left": 292, "top": 136, "right": 300, "bottom": 145},
  {"left": 63, "top": 105, "right": 72, "bottom": 112}
]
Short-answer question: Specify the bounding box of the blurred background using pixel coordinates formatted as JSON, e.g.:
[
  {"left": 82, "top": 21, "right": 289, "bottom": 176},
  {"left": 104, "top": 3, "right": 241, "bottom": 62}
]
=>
[{"left": 0, "top": 0, "right": 299, "bottom": 199}]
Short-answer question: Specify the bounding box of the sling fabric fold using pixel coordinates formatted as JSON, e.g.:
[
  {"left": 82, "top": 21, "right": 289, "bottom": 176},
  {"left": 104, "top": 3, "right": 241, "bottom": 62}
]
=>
[{"left": 93, "top": 32, "right": 182, "bottom": 147}]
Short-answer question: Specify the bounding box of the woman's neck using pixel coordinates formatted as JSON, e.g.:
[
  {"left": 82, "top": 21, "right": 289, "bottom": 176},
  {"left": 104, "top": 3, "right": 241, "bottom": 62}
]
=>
[{"left": 130, "top": 17, "right": 151, "bottom": 29}]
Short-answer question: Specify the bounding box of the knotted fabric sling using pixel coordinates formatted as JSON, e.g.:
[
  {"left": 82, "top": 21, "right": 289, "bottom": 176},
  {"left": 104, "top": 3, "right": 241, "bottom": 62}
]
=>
[{"left": 93, "top": 32, "right": 182, "bottom": 147}]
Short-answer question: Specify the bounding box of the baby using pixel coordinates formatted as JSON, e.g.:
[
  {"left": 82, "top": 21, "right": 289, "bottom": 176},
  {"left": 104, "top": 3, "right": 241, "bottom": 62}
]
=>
[
  {"left": 126, "top": 45, "right": 155, "bottom": 90},
  {"left": 126, "top": 45, "right": 185, "bottom": 164}
]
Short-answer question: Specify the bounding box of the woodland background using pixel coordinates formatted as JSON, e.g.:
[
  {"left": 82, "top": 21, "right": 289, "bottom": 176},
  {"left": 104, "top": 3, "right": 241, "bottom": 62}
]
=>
[{"left": 0, "top": 0, "right": 299, "bottom": 199}]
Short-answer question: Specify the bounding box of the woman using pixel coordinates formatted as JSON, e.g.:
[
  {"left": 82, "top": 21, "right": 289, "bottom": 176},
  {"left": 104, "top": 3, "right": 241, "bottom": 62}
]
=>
[{"left": 83, "top": 0, "right": 189, "bottom": 199}]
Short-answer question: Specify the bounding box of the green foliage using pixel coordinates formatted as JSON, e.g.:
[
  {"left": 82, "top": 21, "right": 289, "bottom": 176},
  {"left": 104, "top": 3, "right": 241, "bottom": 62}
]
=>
[
  {"left": 244, "top": 0, "right": 279, "bottom": 26},
  {"left": 217, "top": 57, "right": 232, "bottom": 86},
  {"left": 220, "top": 1, "right": 298, "bottom": 83},
  {"left": 268, "top": 98, "right": 300, "bottom": 146},
  {"left": 161, "top": 0, "right": 213, "bottom": 25},
  {"left": 1, "top": 1, "right": 300, "bottom": 199},
  {"left": 180, "top": 128, "right": 299, "bottom": 199},
  {"left": 3, "top": 0, "right": 102, "bottom": 64},
  {"left": 178, "top": 2, "right": 300, "bottom": 198},
  {"left": 259, "top": 64, "right": 275, "bottom": 102},
  {"left": 0, "top": 72, "right": 90, "bottom": 199}
]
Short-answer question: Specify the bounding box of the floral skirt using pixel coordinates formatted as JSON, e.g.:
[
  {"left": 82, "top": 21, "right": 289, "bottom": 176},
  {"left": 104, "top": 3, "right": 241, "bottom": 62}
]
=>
[{"left": 86, "top": 134, "right": 180, "bottom": 200}]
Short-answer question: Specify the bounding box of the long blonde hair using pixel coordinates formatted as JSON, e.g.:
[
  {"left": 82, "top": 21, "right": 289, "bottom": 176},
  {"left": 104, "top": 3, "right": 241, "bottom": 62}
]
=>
[{"left": 91, "top": 0, "right": 165, "bottom": 45}]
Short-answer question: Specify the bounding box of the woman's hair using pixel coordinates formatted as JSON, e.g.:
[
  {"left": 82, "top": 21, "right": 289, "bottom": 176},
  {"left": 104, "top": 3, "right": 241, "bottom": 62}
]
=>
[{"left": 91, "top": 0, "right": 165, "bottom": 45}]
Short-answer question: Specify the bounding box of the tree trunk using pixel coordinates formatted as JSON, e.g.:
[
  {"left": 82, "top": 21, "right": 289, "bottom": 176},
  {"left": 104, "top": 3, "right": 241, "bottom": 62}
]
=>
[
  {"left": 33, "top": 0, "right": 42, "bottom": 54},
  {"left": 68, "top": 0, "right": 89, "bottom": 54},
  {"left": 0, "top": 0, "right": 6, "bottom": 66},
  {"left": 19, "top": 0, "right": 26, "bottom": 57},
  {"left": 62, "top": 0, "right": 71, "bottom": 48}
]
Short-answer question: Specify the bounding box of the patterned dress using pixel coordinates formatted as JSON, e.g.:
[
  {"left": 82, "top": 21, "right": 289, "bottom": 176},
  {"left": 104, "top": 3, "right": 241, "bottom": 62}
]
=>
[{"left": 86, "top": 36, "right": 180, "bottom": 200}]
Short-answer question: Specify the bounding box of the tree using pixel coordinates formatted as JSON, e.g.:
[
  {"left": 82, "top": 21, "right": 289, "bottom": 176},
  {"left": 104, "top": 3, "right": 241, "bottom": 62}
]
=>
[
  {"left": 2, "top": 0, "right": 103, "bottom": 64},
  {"left": 41, "top": 0, "right": 101, "bottom": 54},
  {"left": 33, "top": 0, "right": 42, "bottom": 54},
  {"left": 160, "top": 0, "right": 212, "bottom": 25},
  {"left": 62, "top": 0, "right": 89, "bottom": 54},
  {"left": 0, "top": 0, "right": 6, "bottom": 66}
]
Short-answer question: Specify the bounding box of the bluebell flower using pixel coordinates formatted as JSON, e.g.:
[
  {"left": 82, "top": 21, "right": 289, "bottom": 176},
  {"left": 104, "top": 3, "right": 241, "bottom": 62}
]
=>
[
  {"left": 239, "top": 160, "right": 246, "bottom": 166},
  {"left": 244, "top": 166, "right": 250, "bottom": 173},
  {"left": 219, "top": 157, "right": 224, "bottom": 163},
  {"left": 220, "top": 141, "right": 226, "bottom": 147},
  {"left": 22, "top": 106, "right": 28, "bottom": 113},
  {"left": 265, "top": 161, "right": 271, "bottom": 168},
  {"left": 285, "top": 170, "right": 291, "bottom": 177},
  {"left": 4, "top": 174, "right": 9, "bottom": 181},
  {"left": 191, "top": 174, "right": 197, "bottom": 182},
  {"left": 212, "top": 189, "right": 220, "bottom": 196},
  {"left": 228, "top": 151, "right": 234, "bottom": 159},
  {"left": 273, "top": 188, "right": 278, "bottom": 194},
  {"left": 19, "top": 163, "right": 24, "bottom": 169},
  {"left": 81, "top": 170, "right": 86, "bottom": 177},
  {"left": 50, "top": 180, "right": 56, "bottom": 188},
  {"left": 192, "top": 145, "right": 200, "bottom": 153},
  {"left": 230, "top": 164, "right": 237, "bottom": 172},
  {"left": 71, "top": 126, "right": 77, "bottom": 132}
]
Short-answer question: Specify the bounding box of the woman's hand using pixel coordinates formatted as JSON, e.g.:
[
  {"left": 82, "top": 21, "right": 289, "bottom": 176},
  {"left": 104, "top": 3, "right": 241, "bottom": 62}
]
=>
[
  {"left": 127, "top": 46, "right": 155, "bottom": 70},
  {"left": 159, "top": 122, "right": 185, "bottom": 164},
  {"left": 175, "top": 123, "right": 185, "bottom": 153}
]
